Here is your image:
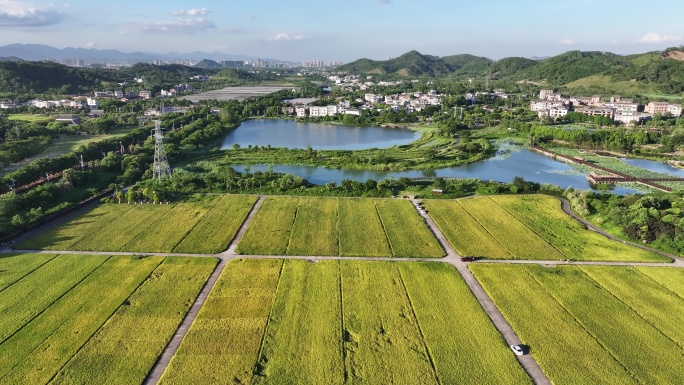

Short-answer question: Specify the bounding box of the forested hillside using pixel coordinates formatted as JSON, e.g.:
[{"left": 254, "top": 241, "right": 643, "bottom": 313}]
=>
[{"left": 339, "top": 48, "right": 684, "bottom": 95}]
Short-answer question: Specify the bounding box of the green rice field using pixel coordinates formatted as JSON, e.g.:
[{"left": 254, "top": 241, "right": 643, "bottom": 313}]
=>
[
  {"left": 0, "top": 253, "right": 216, "bottom": 385},
  {"left": 471, "top": 264, "right": 684, "bottom": 384},
  {"left": 159, "top": 259, "right": 529, "bottom": 384},
  {"left": 17, "top": 195, "right": 257, "bottom": 254},
  {"left": 236, "top": 197, "right": 444, "bottom": 258},
  {"left": 424, "top": 195, "right": 668, "bottom": 262}
]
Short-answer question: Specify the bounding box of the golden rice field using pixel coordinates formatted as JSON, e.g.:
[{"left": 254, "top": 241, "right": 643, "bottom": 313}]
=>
[
  {"left": 236, "top": 197, "right": 444, "bottom": 258},
  {"left": 17, "top": 195, "right": 257, "bottom": 254},
  {"left": 471, "top": 264, "right": 684, "bottom": 384},
  {"left": 160, "top": 259, "right": 529, "bottom": 384},
  {"left": 0, "top": 253, "right": 216, "bottom": 385},
  {"left": 423, "top": 195, "right": 669, "bottom": 262}
]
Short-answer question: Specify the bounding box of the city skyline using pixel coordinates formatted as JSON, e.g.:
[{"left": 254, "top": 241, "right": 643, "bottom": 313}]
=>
[{"left": 1, "top": 0, "right": 683, "bottom": 62}]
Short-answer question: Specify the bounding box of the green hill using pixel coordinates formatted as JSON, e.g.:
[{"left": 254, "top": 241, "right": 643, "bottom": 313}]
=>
[{"left": 337, "top": 50, "right": 455, "bottom": 77}]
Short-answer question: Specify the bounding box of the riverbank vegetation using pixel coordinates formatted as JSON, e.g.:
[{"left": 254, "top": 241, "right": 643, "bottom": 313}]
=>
[{"left": 564, "top": 189, "right": 684, "bottom": 255}]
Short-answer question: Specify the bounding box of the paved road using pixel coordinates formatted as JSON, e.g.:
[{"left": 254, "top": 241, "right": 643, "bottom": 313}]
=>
[
  {"left": 143, "top": 256, "right": 232, "bottom": 385},
  {"left": 142, "top": 197, "right": 264, "bottom": 385},
  {"left": 411, "top": 199, "right": 552, "bottom": 385}
]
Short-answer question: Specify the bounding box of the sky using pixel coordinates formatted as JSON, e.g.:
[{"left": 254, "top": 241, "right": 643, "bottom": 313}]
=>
[{"left": 1, "top": 0, "right": 683, "bottom": 62}]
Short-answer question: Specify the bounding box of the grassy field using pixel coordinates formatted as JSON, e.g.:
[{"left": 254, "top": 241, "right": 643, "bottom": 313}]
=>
[
  {"left": 471, "top": 264, "right": 684, "bottom": 384},
  {"left": 17, "top": 195, "right": 256, "bottom": 254},
  {"left": 0, "top": 253, "right": 215, "bottom": 384},
  {"left": 7, "top": 114, "right": 53, "bottom": 122},
  {"left": 424, "top": 195, "right": 669, "bottom": 262},
  {"left": 161, "top": 259, "right": 529, "bottom": 384},
  {"left": 237, "top": 197, "right": 444, "bottom": 258},
  {"left": 0, "top": 127, "right": 137, "bottom": 177}
]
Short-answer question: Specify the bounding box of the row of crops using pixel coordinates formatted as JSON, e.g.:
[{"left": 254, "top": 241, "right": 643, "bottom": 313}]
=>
[
  {"left": 425, "top": 195, "right": 668, "bottom": 262},
  {"left": 0, "top": 253, "right": 216, "bottom": 385},
  {"left": 18, "top": 195, "right": 257, "bottom": 254},
  {"left": 236, "top": 197, "right": 445, "bottom": 258},
  {"left": 472, "top": 264, "right": 684, "bottom": 384},
  {"left": 159, "top": 259, "right": 529, "bottom": 384}
]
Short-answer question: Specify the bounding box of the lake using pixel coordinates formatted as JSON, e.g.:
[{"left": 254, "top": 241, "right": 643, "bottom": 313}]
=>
[
  {"left": 221, "top": 119, "right": 420, "bottom": 150},
  {"left": 232, "top": 143, "right": 640, "bottom": 195},
  {"left": 620, "top": 158, "right": 684, "bottom": 178}
]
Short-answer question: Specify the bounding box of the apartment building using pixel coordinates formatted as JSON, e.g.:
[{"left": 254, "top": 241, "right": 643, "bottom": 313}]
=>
[{"left": 645, "top": 102, "right": 669, "bottom": 114}]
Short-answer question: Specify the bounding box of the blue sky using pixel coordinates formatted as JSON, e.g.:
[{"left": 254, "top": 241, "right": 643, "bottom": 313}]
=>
[{"left": 1, "top": 0, "right": 683, "bottom": 62}]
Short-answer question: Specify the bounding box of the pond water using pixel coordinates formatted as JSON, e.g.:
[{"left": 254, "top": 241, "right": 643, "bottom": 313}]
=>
[
  {"left": 232, "top": 143, "right": 640, "bottom": 195},
  {"left": 221, "top": 119, "right": 420, "bottom": 150},
  {"left": 620, "top": 158, "right": 684, "bottom": 178}
]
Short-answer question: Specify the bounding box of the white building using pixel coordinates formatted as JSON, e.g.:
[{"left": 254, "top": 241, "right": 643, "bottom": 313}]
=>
[
  {"left": 667, "top": 104, "right": 682, "bottom": 117},
  {"left": 364, "top": 94, "right": 384, "bottom": 103},
  {"left": 86, "top": 97, "right": 99, "bottom": 108},
  {"left": 295, "top": 107, "right": 307, "bottom": 118}
]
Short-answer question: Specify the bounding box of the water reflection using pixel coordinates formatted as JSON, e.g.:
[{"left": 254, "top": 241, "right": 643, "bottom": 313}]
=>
[{"left": 221, "top": 119, "right": 420, "bottom": 150}]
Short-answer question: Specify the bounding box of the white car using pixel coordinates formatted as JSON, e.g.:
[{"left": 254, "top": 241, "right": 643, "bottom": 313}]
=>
[{"left": 510, "top": 344, "right": 525, "bottom": 356}]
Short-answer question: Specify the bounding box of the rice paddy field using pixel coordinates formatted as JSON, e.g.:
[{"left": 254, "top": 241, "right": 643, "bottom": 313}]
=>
[
  {"left": 236, "top": 197, "right": 444, "bottom": 258},
  {"left": 17, "top": 195, "right": 258, "bottom": 254},
  {"left": 470, "top": 264, "right": 684, "bottom": 385},
  {"left": 0, "top": 253, "right": 216, "bottom": 385},
  {"left": 159, "top": 259, "right": 529, "bottom": 384},
  {"left": 423, "top": 195, "right": 668, "bottom": 262}
]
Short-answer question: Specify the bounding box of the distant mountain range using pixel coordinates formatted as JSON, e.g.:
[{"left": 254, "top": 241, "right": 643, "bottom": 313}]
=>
[
  {"left": 0, "top": 44, "right": 288, "bottom": 65},
  {"left": 337, "top": 49, "right": 684, "bottom": 94}
]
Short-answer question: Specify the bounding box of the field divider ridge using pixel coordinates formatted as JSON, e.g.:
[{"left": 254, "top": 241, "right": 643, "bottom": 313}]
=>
[
  {"left": 0, "top": 255, "right": 111, "bottom": 347},
  {"left": 338, "top": 260, "right": 349, "bottom": 382},
  {"left": 525, "top": 268, "right": 634, "bottom": 382},
  {"left": 456, "top": 200, "right": 515, "bottom": 259},
  {"left": 143, "top": 256, "right": 227, "bottom": 385},
  {"left": 251, "top": 259, "right": 285, "bottom": 381},
  {"left": 579, "top": 266, "right": 684, "bottom": 351},
  {"left": 373, "top": 202, "right": 395, "bottom": 257},
  {"left": 284, "top": 203, "right": 301, "bottom": 255},
  {"left": 397, "top": 267, "right": 442, "bottom": 385},
  {"left": 45, "top": 256, "right": 166, "bottom": 384},
  {"left": 223, "top": 195, "right": 265, "bottom": 255},
  {"left": 635, "top": 268, "right": 684, "bottom": 302},
  {"left": 0, "top": 254, "right": 58, "bottom": 295},
  {"left": 168, "top": 199, "right": 220, "bottom": 252},
  {"left": 0, "top": 201, "right": 101, "bottom": 252},
  {"left": 489, "top": 197, "right": 567, "bottom": 260},
  {"left": 117, "top": 204, "right": 177, "bottom": 252}
]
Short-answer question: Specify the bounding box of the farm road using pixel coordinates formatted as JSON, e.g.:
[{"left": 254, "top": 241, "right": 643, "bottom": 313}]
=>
[{"left": 143, "top": 196, "right": 263, "bottom": 385}]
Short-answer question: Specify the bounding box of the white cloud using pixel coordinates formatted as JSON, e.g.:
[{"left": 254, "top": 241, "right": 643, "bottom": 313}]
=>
[
  {"left": 560, "top": 38, "right": 575, "bottom": 45},
  {"left": 0, "top": 0, "right": 61, "bottom": 27},
  {"left": 638, "top": 32, "right": 682, "bottom": 43},
  {"left": 84, "top": 41, "right": 97, "bottom": 48},
  {"left": 271, "top": 32, "right": 304, "bottom": 41},
  {"left": 171, "top": 8, "right": 211, "bottom": 16},
  {"left": 129, "top": 18, "right": 216, "bottom": 34}
]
